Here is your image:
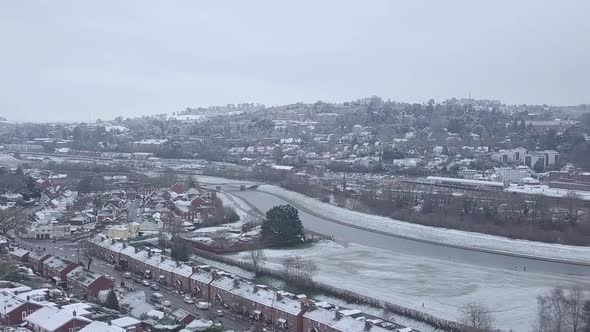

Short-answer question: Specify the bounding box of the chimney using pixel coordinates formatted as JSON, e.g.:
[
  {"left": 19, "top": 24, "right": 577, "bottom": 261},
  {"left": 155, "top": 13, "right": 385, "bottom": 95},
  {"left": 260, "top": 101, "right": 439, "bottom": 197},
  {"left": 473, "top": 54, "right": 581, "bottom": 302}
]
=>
[
  {"left": 72, "top": 310, "right": 77, "bottom": 317},
  {"left": 233, "top": 279, "right": 239, "bottom": 288},
  {"left": 122, "top": 243, "right": 127, "bottom": 249},
  {"left": 253, "top": 285, "right": 259, "bottom": 293},
  {"left": 364, "top": 321, "right": 372, "bottom": 331},
  {"left": 161, "top": 256, "right": 165, "bottom": 263},
  {"left": 108, "top": 321, "right": 112, "bottom": 326},
  {"left": 192, "top": 266, "right": 198, "bottom": 273},
  {"left": 26, "top": 295, "right": 30, "bottom": 301},
  {"left": 111, "top": 239, "right": 115, "bottom": 245},
  {"left": 148, "top": 251, "right": 152, "bottom": 258},
  {"left": 276, "top": 292, "right": 282, "bottom": 301},
  {"left": 334, "top": 309, "right": 342, "bottom": 321},
  {"left": 135, "top": 246, "right": 139, "bottom": 253}
]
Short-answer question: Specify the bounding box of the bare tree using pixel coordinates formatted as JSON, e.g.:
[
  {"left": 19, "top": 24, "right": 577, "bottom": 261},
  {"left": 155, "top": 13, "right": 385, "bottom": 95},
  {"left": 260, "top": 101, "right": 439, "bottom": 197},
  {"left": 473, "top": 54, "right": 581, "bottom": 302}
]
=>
[
  {"left": 566, "top": 286, "right": 584, "bottom": 332},
  {"left": 0, "top": 208, "right": 24, "bottom": 237},
  {"left": 565, "top": 192, "right": 581, "bottom": 226},
  {"left": 535, "top": 287, "right": 585, "bottom": 332},
  {"left": 459, "top": 302, "right": 494, "bottom": 332},
  {"left": 281, "top": 256, "right": 317, "bottom": 286},
  {"left": 249, "top": 242, "right": 266, "bottom": 276},
  {"left": 80, "top": 240, "right": 101, "bottom": 270},
  {"left": 211, "top": 230, "right": 231, "bottom": 247}
]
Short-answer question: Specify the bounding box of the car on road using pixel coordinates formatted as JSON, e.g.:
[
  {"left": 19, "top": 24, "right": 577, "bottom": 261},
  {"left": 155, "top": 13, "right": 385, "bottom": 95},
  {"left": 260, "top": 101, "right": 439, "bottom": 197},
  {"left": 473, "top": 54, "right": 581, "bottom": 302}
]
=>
[
  {"left": 123, "top": 272, "right": 132, "bottom": 279},
  {"left": 142, "top": 280, "right": 150, "bottom": 287},
  {"left": 150, "top": 283, "right": 160, "bottom": 291},
  {"left": 183, "top": 295, "right": 194, "bottom": 304},
  {"left": 162, "top": 300, "right": 171, "bottom": 307},
  {"left": 215, "top": 309, "right": 224, "bottom": 317},
  {"left": 196, "top": 301, "right": 211, "bottom": 310}
]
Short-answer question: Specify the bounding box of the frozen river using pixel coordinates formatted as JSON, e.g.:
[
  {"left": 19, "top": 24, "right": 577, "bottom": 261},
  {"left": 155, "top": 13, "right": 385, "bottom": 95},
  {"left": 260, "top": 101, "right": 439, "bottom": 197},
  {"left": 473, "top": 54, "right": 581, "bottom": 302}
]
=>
[{"left": 194, "top": 175, "right": 590, "bottom": 276}]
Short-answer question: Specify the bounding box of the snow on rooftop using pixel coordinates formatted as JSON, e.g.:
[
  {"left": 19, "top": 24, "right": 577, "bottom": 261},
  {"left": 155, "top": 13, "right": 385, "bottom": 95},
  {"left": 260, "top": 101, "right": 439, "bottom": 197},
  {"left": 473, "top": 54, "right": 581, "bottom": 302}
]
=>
[
  {"left": 80, "top": 321, "right": 125, "bottom": 332},
  {"left": 0, "top": 291, "right": 26, "bottom": 314},
  {"left": 26, "top": 306, "right": 90, "bottom": 331},
  {"left": 505, "top": 185, "right": 590, "bottom": 201},
  {"left": 111, "top": 316, "right": 141, "bottom": 327}
]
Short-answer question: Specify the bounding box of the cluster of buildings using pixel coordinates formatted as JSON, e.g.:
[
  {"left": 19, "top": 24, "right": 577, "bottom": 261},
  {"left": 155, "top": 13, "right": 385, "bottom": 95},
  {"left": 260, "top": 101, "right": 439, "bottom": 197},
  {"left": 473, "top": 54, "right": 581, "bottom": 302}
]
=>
[
  {"left": 23, "top": 190, "right": 79, "bottom": 240},
  {"left": 4, "top": 249, "right": 222, "bottom": 332},
  {"left": 90, "top": 237, "right": 413, "bottom": 332}
]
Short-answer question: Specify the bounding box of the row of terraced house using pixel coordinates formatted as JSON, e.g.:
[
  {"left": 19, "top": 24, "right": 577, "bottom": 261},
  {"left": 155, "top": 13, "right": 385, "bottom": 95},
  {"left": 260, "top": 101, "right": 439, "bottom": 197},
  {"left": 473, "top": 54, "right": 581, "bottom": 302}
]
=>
[
  {"left": 18, "top": 248, "right": 115, "bottom": 300},
  {"left": 91, "top": 237, "right": 412, "bottom": 332}
]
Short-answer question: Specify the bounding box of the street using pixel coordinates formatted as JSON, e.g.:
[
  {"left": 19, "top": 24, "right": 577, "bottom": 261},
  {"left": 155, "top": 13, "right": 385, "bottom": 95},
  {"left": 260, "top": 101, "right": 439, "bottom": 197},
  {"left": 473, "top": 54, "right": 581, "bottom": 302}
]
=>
[{"left": 18, "top": 238, "right": 253, "bottom": 332}]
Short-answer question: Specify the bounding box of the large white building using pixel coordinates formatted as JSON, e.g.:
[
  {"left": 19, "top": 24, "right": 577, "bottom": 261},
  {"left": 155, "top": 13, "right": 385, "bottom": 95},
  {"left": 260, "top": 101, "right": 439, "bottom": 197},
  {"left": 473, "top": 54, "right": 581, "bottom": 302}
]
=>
[
  {"left": 494, "top": 166, "right": 533, "bottom": 183},
  {"left": 492, "top": 148, "right": 559, "bottom": 169},
  {"left": 22, "top": 221, "right": 71, "bottom": 240}
]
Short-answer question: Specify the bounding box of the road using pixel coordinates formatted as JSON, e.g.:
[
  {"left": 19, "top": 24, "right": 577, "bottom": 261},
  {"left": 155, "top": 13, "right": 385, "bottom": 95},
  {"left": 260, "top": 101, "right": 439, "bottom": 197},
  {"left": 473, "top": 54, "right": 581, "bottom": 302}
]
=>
[
  {"left": 195, "top": 178, "right": 590, "bottom": 276},
  {"left": 18, "top": 239, "right": 253, "bottom": 332}
]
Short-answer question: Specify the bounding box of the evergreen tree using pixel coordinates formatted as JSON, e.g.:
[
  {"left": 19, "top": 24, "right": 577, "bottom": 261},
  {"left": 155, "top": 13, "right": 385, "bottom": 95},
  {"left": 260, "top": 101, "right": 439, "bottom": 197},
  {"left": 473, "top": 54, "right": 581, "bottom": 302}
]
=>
[
  {"left": 104, "top": 289, "right": 120, "bottom": 311},
  {"left": 171, "top": 239, "right": 189, "bottom": 262},
  {"left": 261, "top": 205, "right": 304, "bottom": 246}
]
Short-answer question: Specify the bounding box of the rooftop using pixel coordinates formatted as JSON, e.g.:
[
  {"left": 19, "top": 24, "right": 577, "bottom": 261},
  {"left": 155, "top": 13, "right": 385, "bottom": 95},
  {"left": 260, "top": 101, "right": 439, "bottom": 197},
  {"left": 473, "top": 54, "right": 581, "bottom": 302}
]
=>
[{"left": 25, "top": 305, "right": 91, "bottom": 331}]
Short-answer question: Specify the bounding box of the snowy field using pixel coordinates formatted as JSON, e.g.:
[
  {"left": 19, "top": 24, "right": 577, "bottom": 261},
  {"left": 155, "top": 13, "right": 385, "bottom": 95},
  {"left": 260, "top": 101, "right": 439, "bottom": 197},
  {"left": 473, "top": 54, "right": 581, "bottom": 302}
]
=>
[
  {"left": 229, "top": 241, "right": 590, "bottom": 332},
  {"left": 258, "top": 184, "right": 590, "bottom": 265}
]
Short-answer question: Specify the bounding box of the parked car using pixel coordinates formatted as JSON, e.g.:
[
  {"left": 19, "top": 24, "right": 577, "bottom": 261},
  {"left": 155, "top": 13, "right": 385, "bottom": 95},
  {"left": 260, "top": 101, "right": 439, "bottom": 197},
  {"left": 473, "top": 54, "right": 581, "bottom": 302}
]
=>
[
  {"left": 183, "top": 296, "right": 194, "bottom": 304},
  {"left": 196, "top": 301, "right": 211, "bottom": 310},
  {"left": 150, "top": 283, "right": 160, "bottom": 291},
  {"left": 123, "top": 272, "right": 132, "bottom": 279},
  {"left": 215, "top": 310, "right": 224, "bottom": 317},
  {"left": 150, "top": 292, "right": 164, "bottom": 303},
  {"left": 162, "top": 300, "right": 171, "bottom": 307},
  {"left": 142, "top": 280, "right": 150, "bottom": 287}
]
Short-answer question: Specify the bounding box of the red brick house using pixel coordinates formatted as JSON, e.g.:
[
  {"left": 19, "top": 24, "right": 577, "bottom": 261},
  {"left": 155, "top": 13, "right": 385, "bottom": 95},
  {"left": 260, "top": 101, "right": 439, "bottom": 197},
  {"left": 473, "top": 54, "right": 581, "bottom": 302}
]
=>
[
  {"left": 9, "top": 248, "right": 30, "bottom": 263},
  {"left": 169, "top": 308, "right": 196, "bottom": 325},
  {"left": 28, "top": 250, "right": 52, "bottom": 274},
  {"left": 26, "top": 306, "right": 91, "bottom": 332},
  {"left": 189, "top": 267, "right": 213, "bottom": 299},
  {"left": 42, "top": 256, "right": 79, "bottom": 284},
  {"left": 170, "top": 264, "right": 193, "bottom": 292},
  {"left": 0, "top": 291, "right": 43, "bottom": 325},
  {"left": 66, "top": 267, "right": 113, "bottom": 299},
  {"left": 209, "top": 276, "right": 309, "bottom": 331},
  {"left": 111, "top": 316, "right": 143, "bottom": 332},
  {"left": 302, "top": 306, "right": 390, "bottom": 332},
  {"left": 170, "top": 182, "right": 186, "bottom": 195}
]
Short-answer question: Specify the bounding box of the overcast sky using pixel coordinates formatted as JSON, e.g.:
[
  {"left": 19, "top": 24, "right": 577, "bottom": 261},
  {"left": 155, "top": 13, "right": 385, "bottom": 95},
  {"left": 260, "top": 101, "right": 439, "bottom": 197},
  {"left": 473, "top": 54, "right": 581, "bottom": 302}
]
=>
[{"left": 1, "top": 1, "right": 589, "bottom": 122}]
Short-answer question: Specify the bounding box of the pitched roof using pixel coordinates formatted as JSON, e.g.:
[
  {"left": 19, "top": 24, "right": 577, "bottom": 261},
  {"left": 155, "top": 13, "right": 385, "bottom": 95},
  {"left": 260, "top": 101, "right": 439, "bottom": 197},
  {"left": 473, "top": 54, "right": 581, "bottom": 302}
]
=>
[
  {"left": 79, "top": 321, "right": 125, "bottom": 332},
  {"left": 66, "top": 267, "right": 104, "bottom": 287},
  {"left": 0, "top": 291, "right": 26, "bottom": 315},
  {"left": 43, "top": 256, "right": 74, "bottom": 271},
  {"left": 25, "top": 306, "right": 91, "bottom": 331},
  {"left": 10, "top": 248, "right": 30, "bottom": 258},
  {"left": 111, "top": 316, "right": 141, "bottom": 327}
]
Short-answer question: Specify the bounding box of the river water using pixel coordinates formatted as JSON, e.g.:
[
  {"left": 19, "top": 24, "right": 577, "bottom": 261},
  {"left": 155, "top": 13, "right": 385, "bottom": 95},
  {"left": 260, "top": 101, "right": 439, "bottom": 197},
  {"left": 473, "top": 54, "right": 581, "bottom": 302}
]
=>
[{"left": 228, "top": 188, "right": 590, "bottom": 276}]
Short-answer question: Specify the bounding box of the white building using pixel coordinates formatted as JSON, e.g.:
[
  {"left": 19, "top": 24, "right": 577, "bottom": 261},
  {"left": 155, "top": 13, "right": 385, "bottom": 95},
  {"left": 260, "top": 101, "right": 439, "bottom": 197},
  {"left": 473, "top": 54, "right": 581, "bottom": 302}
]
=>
[
  {"left": 492, "top": 148, "right": 559, "bottom": 169},
  {"left": 458, "top": 169, "right": 480, "bottom": 180},
  {"left": 491, "top": 147, "right": 527, "bottom": 164},
  {"left": 22, "top": 221, "right": 71, "bottom": 240},
  {"left": 494, "top": 166, "right": 533, "bottom": 183}
]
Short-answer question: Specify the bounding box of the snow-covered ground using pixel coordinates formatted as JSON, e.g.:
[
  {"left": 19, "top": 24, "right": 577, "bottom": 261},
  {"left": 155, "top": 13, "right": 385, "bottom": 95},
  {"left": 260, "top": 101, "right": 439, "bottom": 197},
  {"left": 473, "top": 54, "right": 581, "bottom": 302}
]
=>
[
  {"left": 216, "top": 191, "right": 254, "bottom": 227},
  {"left": 228, "top": 241, "right": 590, "bottom": 332},
  {"left": 258, "top": 184, "right": 590, "bottom": 265}
]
